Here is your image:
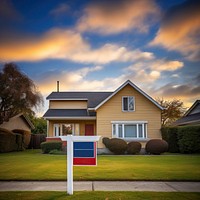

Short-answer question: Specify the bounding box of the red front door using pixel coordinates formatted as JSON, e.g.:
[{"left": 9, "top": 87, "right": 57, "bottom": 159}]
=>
[{"left": 85, "top": 124, "right": 94, "bottom": 136}]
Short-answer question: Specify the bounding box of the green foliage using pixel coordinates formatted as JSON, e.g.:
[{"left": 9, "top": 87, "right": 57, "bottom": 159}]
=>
[
  {"left": 161, "top": 127, "right": 179, "bottom": 153},
  {"left": 127, "top": 141, "right": 142, "bottom": 154},
  {"left": 41, "top": 141, "right": 62, "bottom": 154},
  {"left": 178, "top": 126, "right": 200, "bottom": 154},
  {"left": 30, "top": 116, "right": 47, "bottom": 134},
  {"left": 0, "top": 128, "right": 17, "bottom": 152},
  {"left": 104, "top": 138, "right": 127, "bottom": 155},
  {"left": 145, "top": 139, "right": 168, "bottom": 155},
  {"left": 49, "top": 149, "right": 65, "bottom": 155}
]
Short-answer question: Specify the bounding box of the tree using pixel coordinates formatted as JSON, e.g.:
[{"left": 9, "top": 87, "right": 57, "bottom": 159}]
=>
[
  {"left": 156, "top": 98, "right": 186, "bottom": 126},
  {"left": 0, "top": 63, "right": 43, "bottom": 124},
  {"left": 29, "top": 115, "right": 47, "bottom": 134}
]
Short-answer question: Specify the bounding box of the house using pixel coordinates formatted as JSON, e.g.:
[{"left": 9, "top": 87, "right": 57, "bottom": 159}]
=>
[
  {"left": 174, "top": 100, "right": 200, "bottom": 126},
  {"left": 43, "top": 80, "right": 163, "bottom": 152},
  {"left": 0, "top": 113, "right": 34, "bottom": 133}
]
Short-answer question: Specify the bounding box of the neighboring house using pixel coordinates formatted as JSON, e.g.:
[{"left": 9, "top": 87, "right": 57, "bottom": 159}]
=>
[
  {"left": 174, "top": 100, "right": 200, "bottom": 126},
  {"left": 0, "top": 113, "right": 34, "bottom": 132},
  {"left": 43, "top": 80, "right": 163, "bottom": 152}
]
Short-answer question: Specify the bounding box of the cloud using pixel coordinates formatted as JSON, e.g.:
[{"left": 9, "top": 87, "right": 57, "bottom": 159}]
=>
[
  {"left": 76, "top": 0, "right": 160, "bottom": 35},
  {"left": 0, "top": 28, "right": 154, "bottom": 64},
  {"left": 150, "top": 0, "right": 200, "bottom": 61},
  {"left": 50, "top": 3, "right": 70, "bottom": 17}
]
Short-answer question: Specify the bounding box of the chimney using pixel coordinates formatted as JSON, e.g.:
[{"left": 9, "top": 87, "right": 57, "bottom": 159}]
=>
[{"left": 57, "top": 81, "right": 59, "bottom": 92}]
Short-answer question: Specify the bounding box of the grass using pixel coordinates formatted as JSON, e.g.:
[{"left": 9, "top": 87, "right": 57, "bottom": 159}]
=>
[
  {"left": 0, "top": 191, "right": 200, "bottom": 200},
  {"left": 0, "top": 150, "right": 200, "bottom": 181}
]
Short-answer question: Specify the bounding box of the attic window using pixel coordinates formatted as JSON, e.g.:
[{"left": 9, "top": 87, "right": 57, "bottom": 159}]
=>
[{"left": 122, "top": 96, "right": 134, "bottom": 111}]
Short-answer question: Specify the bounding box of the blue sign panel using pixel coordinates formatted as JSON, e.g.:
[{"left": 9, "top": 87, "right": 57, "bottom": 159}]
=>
[{"left": 74, "top": 142, "right": 95, "bottom": 158}]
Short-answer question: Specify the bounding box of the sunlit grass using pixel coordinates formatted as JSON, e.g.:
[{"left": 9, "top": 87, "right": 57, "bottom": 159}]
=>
[{"left": 0, "top": 150, "right": 199, "bottom": 181}]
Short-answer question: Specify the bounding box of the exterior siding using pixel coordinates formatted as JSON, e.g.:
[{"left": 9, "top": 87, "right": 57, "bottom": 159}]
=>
[
  {"left": 48, "top": 120, "right": 96, "bottom": 137},
  {"left": 49, "top": 100, "right": 87, "bottom": 109},
  {"left": 96, "top": 84, "right": 161, "bottom": 148}
]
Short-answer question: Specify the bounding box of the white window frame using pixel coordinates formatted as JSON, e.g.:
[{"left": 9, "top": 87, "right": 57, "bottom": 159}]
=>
[
  {"left": 53, "top": 123, "right": 80, "bottom": 136},
  {"left": 122, "top": 96, "right": 135, "bottom": 112},
  {"left": 111, "top": 121, "right": 147, "bottom": 139}
]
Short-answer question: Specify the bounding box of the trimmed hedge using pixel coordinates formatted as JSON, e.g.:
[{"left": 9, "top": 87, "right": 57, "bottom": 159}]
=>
[
  {"left": 41, "top": 141, "right": 62, "bottom": 154},
  {"left": 0, "top": 128, "right": 17, "bottom": 153},
  {"left": 102, "top": 137, "right": 127, "bottom": 155},
  {"left": 127, "top": 141, "right": 141, "bottom": 154},
  {"left": 178, "top": 126, "right": 200, "bottom": 154},
  {"left": 145, "top": 139, "right": 168, "bottom": 155},
  {"left": 161, "top": 127, "right": 179, "bottom": 153},
  {"left": 12, "top": 129, "right": 31, "bottom": 149},
  {"left": 161, "top": 126, "right": 200, "bottom": 154}
]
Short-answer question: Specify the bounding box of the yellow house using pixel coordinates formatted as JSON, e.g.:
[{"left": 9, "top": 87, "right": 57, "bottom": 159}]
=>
[{"left": 43, "top": 80, "right": 163, "bottom": 152}]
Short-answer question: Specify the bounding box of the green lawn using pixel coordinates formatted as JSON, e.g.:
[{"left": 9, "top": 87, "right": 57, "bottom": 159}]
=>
[
  {"left": 0, "top": 150, "right": 200, "bottom": 181},
  {"left": 0, "top": 191, "right": 200, "bottom": 200}
]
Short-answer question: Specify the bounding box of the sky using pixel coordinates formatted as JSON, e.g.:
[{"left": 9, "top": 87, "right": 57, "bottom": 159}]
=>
[{"left": 0, "top": 0, "right": 199, "bottom": 116}]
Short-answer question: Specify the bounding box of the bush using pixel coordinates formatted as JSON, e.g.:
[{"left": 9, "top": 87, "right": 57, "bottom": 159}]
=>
[
  {"left": 178, "top": 126, "right": 200, "bottom": 154},
  {"left": 127, "top": 141, "right": 142, "bottom": 154},
  {"left": 12, "top": 129, "right": 31, "bottom": 149},
  {"left": 161, "top": 127, "right": 179, "bottom": 153},
  {"left": 41, "top": 141, "right": 62, "bottom": 154},
  {"left": 49, "top": 149, "right": 65, "bottom": 155},
  {"left": 0, "top": 128, "right": 17, "bottom": 153},
  {"left": 106, "top": 138, "right": 127, "bottom": 155},
  {"left": 15, "top": 133, "right": 24, "bottom": 151},
  {"left": 102, "top": 137, "right": 110, "bottom": 148},
  {"left": 145, "top": 139, "right": 168, "bottom": 155}
]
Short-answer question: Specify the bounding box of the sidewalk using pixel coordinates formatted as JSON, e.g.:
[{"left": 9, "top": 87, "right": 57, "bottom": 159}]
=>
[{"left": 0, "top": 181, "right": 200, "bottom": 192}]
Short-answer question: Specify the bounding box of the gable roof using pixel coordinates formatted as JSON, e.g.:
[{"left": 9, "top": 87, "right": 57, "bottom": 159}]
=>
[
  {"left": 173, "top": 100, "right": 200, "bottom": 126},
  {"left": 184, "top": 100, "right": 200, "bottom": 116},
  {"left": 95, "top": 80, "right": 163, "bottom": 110},
  {"left": 46, "top": 92, "right": 112, "bottom": 108}
]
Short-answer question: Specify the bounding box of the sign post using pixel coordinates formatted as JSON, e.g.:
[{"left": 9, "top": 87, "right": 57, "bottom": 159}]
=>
[{"left": 60, "top": 135, "right": 100, "bottom": 195}]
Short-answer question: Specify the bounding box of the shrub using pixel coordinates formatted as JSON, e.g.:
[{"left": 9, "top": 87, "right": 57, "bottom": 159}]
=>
[
  {"left": 178, "top": 126, "right": 200, "bottom": 154},
  {"left": 41, "top": 141, "right": 62, "bottom": 154},
  {"left": 12, "top": 129, "right": 31, "bottom": 149},
  {"left": 106, "top": 138, "right": 127, "bottom": 155},
  {"left": 127, "top": 141, "right": 142, "bottom": 154},
  {"left": 0, "top": 128, "right": 17, "bottom": 153},
  {"left": 15, "top": 133, "right": 24, "bottom": 151},
  {"left": 102, "top": 137, "right": 110, "bottom": 148},
  {"left": 145, "top": 139, "right": 168, "bottom": 155},
  {"left": 49, "top": 149, "right": 65, "bottom": 155},
  {"left": 161, "top": 127, "right": 179, "bottom": 153}
]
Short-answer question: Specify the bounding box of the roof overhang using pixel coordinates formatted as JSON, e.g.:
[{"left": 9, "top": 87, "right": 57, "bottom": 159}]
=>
[{"left": 44, "top": 116, "right": 96, "bottom": 120}]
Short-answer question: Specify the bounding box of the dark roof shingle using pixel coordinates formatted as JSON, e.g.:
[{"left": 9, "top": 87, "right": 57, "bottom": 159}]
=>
[
  {"left": 43, "top": 109, "right": 96, "bottom": 118},
  {"left": 46, "top": 92, "right": 112, "bottom": 108}
]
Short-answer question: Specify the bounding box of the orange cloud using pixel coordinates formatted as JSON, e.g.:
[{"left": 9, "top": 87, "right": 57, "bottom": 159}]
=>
[
  {"left": 150, "top": 0, "right": 200, "bottom": 61},
  {"left": 0, "top": 28, "right": 153, "bottom": 64},
  {"left": 77, "top": 0, "right": 160, "bottom": 35}
]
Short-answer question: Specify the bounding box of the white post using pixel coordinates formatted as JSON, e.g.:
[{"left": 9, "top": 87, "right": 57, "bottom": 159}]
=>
[{"left": 67, "top": 135, "right": 73, "bottom": 195}]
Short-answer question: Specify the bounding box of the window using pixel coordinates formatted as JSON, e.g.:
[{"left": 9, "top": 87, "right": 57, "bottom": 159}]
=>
[
  {"left": 53, "top": 123, "right": 79, "bottom": 136},
  {"left": 122, "top": 96, "right": 134, "bottom": 111},
  {"left": 112, "top": 121, "right": 147, "bottom": 139}
]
